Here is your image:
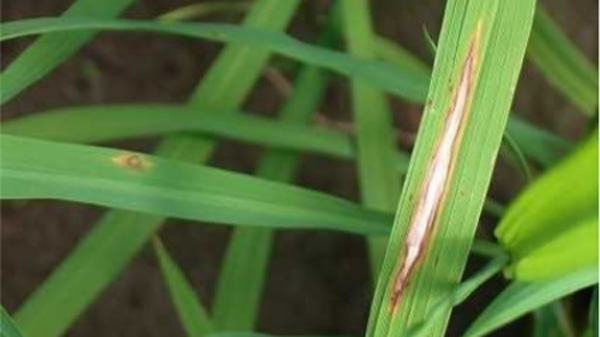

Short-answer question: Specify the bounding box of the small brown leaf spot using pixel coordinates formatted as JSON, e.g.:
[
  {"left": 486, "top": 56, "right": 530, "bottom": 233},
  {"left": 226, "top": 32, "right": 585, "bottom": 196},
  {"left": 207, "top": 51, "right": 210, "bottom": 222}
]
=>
[
  {"left": 112, "top": 153, "right": 151, "bottom": 171},
  {"left": 427, "top": 99, "right": 434, "bottom": 108}
]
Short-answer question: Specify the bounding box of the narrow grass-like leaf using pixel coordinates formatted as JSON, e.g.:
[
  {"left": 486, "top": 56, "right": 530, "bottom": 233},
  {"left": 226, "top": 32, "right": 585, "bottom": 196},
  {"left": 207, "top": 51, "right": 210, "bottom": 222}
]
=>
[
  {"left": 408, "top": 256, "right": 508, "bottom": 337},
  {"left": 367, "top": 1, "right": 537, "bottom": 336},
  {"left": 2, "top": 104, "right": 403, "bottom": 170},
  {"left": 153, "top": 238, "right": 213, "bottom": 337},
  {"left": 341, "top": 0, "right": 401, "bottom": 279},
  {"left": 1, "top": 307, "right": 25, "bottom": 337},
  {"left": 12, "top": 2, "right": 302, "bottom": 337},
  {"left": 500, "top": 130, "right": 532, "bottom": 183},
  {"left": 527, "top": 7, "right": 599, "bottom": 116},
  {"left": 465, "top": 266, "right": 599, "bottom": 337},
  {"left": 533, "top": 303, "right": 572, "bottom": 337},
  {"left": 422, "top": 26, "right": 438, "bottom": 58},
  {"left": 4, "top": 103, "right": 569, "bottom": 173},
  {"left": 505, "top": 116, "right": 572, "bottom": 167},
  {"left": 496, "top": 132, "right": 598, "bottom": 280},
  {"left": 0, "top": 17, "right": 430, "bottom": 103},
  {"left": 158, "top": 2, "right": 252, "bottom": 22},
  {"left": 1, "top": 134, "right": 390, "bottom": 235},
  {"left": 591, "top": 287, "right": 598, "bottom": 337},
  {"left": 374, "top": 37, "right": 431, "bottom": 78},
  {"left": 0, "top": 0, "right": 135, "bottom": 104}
]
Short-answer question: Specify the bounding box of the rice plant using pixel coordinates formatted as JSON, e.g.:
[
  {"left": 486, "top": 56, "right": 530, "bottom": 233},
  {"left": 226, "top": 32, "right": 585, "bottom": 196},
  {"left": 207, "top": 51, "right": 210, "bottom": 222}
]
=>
[{"left": 1, "top": 0, "right": 597, "bottom": 336}]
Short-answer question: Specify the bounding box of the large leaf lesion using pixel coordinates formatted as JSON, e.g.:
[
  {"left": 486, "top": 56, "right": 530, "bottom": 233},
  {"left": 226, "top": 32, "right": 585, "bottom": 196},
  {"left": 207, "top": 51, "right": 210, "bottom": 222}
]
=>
[{"left": 389, "top": 21, "right": 483, "bottom": 313}]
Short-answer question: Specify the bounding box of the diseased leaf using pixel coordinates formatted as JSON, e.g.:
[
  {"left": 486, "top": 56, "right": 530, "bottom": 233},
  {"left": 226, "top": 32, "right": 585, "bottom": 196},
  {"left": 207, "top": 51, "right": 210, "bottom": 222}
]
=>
[
  {"left": 2, "top": 104, "right": 410, "bottom": 173},
  {"left": 1, "top": 134, "right": 391, "bottom": 235},
  {"left": 2, "top": 16, "right": 573, "bottom": 169},
  {"left": 11, "top": 3, "right": 302, "bottom": 337},
  {"left": 373, "top": 27, "right": 574, "bottom": 168},
  {"left": 367, "top": 1, "right": 537, "bottom": 336}
]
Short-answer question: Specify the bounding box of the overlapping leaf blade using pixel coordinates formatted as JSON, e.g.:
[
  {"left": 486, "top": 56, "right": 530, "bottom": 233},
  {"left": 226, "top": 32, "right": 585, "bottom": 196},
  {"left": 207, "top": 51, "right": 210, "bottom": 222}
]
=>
[
  {"left": 11, "top": 2, "right": 302, "bottom": 336},
  {"left": 1, "top": 16, "right": 575, "bottom": 169},
  {"left": 2, "top": 135, "right": 391, "bottom": 234},
  {"left": 0, "top": 0, "right": 135, "bottom": 104},
  {"left": 528, "top": 7, "right": 599, "bottom": 116},
  {"left": 341, "top": 0, "right": 400, "bottom": 279},
  {"left": 1, "top": 307, "right": 25, "bottom": 337},
  {"left": 0, "top": 17, "right": 429, "bottom": 103}
]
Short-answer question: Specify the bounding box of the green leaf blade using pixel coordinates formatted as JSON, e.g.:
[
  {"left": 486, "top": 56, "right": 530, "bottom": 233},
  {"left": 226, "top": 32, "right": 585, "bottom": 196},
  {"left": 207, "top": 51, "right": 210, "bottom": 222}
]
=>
[
  {"left": 11, "top": 2, "right": 302, "bottom": 336},
  {"left": 341, "top": 0, "right": 401, "bottom": 279},
  {"left": 1, "top": 134, "right": 390, "bottom": 235},
  {"left": 1, "top": 306, "right": 26, "bottom": 337},
  {"left": 465, "top": 267, "right": 599, "bottom": 337},
  {"left": 0, "top": 18, "right": 430, "bottom": 104},
  {"left": 527, "top": 8, "right": 599, "bottom": 115},
  {"left": 153, "top": 238, "right": 213, "bottom": 337},
  {"left": 0, "top": 0, "right": 135, "bottom": 104}
]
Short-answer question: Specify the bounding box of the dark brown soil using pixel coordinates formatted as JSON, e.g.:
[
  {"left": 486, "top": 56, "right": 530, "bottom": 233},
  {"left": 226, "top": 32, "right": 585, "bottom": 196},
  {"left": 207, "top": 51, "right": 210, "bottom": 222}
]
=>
[{"left": 1, "top": 0, "right": 597, "bottom": 336}]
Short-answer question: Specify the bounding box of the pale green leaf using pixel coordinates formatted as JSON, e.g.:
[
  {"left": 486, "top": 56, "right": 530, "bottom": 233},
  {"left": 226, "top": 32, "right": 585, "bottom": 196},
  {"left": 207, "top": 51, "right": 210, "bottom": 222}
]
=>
[{"left": 496, "top": 132, "right": 598, "bottom": 280}]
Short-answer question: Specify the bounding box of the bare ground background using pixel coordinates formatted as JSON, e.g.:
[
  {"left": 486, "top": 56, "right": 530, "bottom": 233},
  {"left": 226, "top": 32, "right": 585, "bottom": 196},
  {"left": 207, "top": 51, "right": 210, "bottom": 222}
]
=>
[{"left": 1, "top": 0, "right": 598, "bottom": 336}]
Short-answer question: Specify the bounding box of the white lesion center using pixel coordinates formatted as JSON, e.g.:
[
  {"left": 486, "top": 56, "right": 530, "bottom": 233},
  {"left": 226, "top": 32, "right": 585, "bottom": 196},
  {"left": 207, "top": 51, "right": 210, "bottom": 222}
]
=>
[{"left": 390, "top": 35, "right": 479, "bottom": 310}]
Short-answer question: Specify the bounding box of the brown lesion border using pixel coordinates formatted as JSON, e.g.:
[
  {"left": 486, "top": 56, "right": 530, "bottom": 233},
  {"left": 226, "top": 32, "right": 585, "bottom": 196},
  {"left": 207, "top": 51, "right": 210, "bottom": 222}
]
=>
[{"left": 389, "top": 20, "right": 483, "bottom": 314}]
